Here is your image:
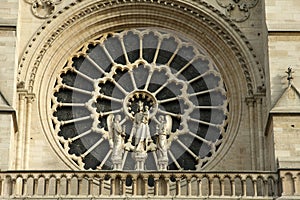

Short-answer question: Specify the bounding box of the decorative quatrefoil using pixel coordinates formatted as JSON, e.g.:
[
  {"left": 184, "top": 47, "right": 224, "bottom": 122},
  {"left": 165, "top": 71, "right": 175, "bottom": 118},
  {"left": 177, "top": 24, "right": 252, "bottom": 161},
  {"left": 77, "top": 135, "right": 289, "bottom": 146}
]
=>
[
  {"left": 24, "top": 0, "right": 62, "bottom": 19},
  {"left": 217, "top": 0, "right": 259, "bottom": 22}
]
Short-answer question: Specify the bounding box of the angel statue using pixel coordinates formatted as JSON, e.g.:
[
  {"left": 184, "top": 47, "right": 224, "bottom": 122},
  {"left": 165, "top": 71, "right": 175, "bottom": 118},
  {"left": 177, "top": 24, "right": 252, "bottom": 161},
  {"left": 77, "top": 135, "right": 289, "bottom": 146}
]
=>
[
  {"left": 156, "top": 115, "right": 172, "bottom": 170},
  {"left": 107, "top": 114, "right": 126, "bottom": 170}
]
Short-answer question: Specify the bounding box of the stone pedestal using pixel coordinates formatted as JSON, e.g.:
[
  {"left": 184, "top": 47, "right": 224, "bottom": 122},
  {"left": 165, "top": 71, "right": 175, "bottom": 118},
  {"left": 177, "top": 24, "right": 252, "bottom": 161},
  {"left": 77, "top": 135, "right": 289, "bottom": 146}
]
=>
[
  {"left": 112, "top": 156, "right": 122, "bottom": 170},
  {"left": 133, "top": 152, "right": 147, "bottom": 171},
  {"left": 158, "top": 158, "right": 168, "bottom": 171}
]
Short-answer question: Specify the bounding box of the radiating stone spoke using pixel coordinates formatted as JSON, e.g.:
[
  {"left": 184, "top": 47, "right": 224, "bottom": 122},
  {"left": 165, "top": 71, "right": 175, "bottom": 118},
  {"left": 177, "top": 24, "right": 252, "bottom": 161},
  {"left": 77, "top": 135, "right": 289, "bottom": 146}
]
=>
[
  {"left": 111, "top": 79, "right": 129, "bottom": 95},
  {"left": 129, "top": 70, "right": 138, "bottom": 90},
  {"left": 187, "top": 131, "right": 211, "bottom": 145},
  {"left": 102, "top": 45, "right": 116, "bottom": 65},
  {"left": 176, "top": 139, "right": 199, "bottom": 160},
  {"left": 187, "top": 70, "right": 212, "bottom": 84},
  {"left": 81, "top": 138, "right": 104, "bottom": 158},
  {"left": 188, "top": 88, "right": 222, "bottom": 97},
  {"left": 157, "top": 109, "right": 181, "bottom": 118},
  {"left": 99, "top": 93, "right": 123, "bottom": 103},
  {"left": 86, "top": 55, "right": 106, "bottom": 75},
  {"left": 59, "top": 102, "right": 85, "bottom": 107},
  {"left": 69, "top": 129, "right": 92, "bottom": 143},
  {"left": 61, "top": 115, "right": 91, "bottom": 125},
  {"left": 99, "top": 109, "right": 123, "bottom": 117},
  {"left": 73, "top": 68, "right": 95, "bottom": 83},
  {"left": 99, "top": 149, "right": 112, "bottom": 169},
  {"left": 152, "top": 40, "right": 162, "bottom": 64},
  {"left": 194, "top": 105, "right": 225, "bottom": 110},
  {"left": 139, "top": 37, "right": 143, "bottom": 59},
  {"left": 62, "top": 84, "right": 93, "bottom": 96},
  {"left": 153, "top": 81, "right": 168, "bottom": 96},
  {"left": 175, "top": 57, "right": 196, "bottom": 77},
  {"left": 188, "top": 117, "right": 220, "bottom": 128},
  {"left": 158, "top": 96, "right": 180, "bottom": 104},
  {"left": 166, "top": 46, "right": 180, "bottom": 66},
  {"left": 144, "top": 69, "right": 153, "bottom": 91},
  {"left": 168, "top": 150, "right": 182, "bottom": 170},
  {"left": 120, "top": 38, "right": 130, "bottom": 64}
]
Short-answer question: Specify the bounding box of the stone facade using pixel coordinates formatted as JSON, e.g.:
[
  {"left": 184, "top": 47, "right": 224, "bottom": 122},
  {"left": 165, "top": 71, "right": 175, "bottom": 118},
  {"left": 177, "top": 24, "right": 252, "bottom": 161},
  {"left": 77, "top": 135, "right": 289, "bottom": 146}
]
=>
[{"left": 0, "top": 0, "right": 300, "bottom": 199}]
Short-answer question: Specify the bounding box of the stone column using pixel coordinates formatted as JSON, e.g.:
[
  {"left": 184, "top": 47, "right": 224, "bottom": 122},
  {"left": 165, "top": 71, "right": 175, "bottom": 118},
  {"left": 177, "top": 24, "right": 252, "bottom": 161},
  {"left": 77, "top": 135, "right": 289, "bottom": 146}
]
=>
[
  {"left": 143, "top": 177, "right": 148, "bottom": 196},
  {"left": 16, "top": 92, "right": 26, "bottom": 169},
  {"left": 3, "top": 176, "right": 11, "bottom": 197},
  {"left": 176, "top": 178, "right": 181, "bottom": 196},
  {"left": 110, "top": 178, "right": 115, "bottom": 196},
  {"left": 154, "top": 178, "right": 159, "bottom": 196},
  {"left": 256, "top": 97, "right": 265, "bottom": 170},
  {"left": 246, "top": 98, "right": 256, "bottom": 169},
  {"left": 197, "top": 178, "right": 202, "bottom": 197},
  {"left": 231, "top": 180, "right": 235, "bottom": 196},
  {"left": 221, "top": 179, "right": 225, "bottom": 196},
  {"left": 24, "top": 94, "right": 34, "bottom": 169},
  {"left": 121, "top": 177, "right": 126, "bottom": 196},
  {"left": 294, "top": 176, "right": 300, "bottom": 196},
  {"left": 16, "top": 90, "right": 35, "bottom": 170},
  {"left": 242, "top": 179, "right": 247, "bottom": 197},
  {"left": 253, "top": 180, "right": 257, "bottom": 197},
  {"left": 165, "top": 177, "right": 170, "bottom": 196},
  {"left": 186, "top": 178, "right": 191, "bottom": 196}
]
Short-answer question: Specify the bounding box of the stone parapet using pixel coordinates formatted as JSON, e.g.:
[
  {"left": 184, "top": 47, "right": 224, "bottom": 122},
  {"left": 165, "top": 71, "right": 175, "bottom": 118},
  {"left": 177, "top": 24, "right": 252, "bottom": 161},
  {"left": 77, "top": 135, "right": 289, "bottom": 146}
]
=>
[{"left": 0, "top": 170, "right": 278, "bottom": 199}]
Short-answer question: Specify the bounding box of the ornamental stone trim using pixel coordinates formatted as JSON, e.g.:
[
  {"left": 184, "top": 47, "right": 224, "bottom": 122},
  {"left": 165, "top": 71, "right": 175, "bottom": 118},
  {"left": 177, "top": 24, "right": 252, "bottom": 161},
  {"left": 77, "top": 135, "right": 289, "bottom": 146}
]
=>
[
  {"left": 216, "top": 0, "right": 259, "bottom": 22},
  {"left": 24, "top": 0, "right": 62, "bottom": 19},
  {"left": 18, "top": 0, "right": 265, "bottom": 96}
]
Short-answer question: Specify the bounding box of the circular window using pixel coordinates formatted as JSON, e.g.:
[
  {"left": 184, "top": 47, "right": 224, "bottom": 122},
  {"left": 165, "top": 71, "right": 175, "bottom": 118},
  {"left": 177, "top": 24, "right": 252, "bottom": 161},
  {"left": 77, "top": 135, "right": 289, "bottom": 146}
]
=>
[{"left": 51, "top": 28, "right": 228, "bottom": 170}]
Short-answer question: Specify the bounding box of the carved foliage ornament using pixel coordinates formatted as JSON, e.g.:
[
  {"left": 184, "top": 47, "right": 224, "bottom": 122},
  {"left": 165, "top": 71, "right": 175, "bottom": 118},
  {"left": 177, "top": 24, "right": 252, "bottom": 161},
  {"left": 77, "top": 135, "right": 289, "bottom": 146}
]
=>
[
  {"left": 24, "top": 0, "right": 62, "bottom": 18},
  {"left": 216, "top": 0, "right": 258, "bottom": 22}
]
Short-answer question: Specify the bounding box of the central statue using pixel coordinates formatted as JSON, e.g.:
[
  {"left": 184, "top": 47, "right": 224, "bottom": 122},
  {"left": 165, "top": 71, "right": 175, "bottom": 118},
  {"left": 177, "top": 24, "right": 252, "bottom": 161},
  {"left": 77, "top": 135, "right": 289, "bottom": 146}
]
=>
[
  {"left": 134, "top": 102, "right": 151, "bottom": 152},
  {"left": 108, "top": 101, "right": 172, "bottom": 171}
]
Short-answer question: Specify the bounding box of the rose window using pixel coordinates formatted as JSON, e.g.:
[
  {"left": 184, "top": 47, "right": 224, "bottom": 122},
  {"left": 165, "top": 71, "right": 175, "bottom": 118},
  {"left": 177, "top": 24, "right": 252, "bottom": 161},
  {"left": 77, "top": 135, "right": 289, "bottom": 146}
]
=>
[{"left": 51, "top": 28, "right": 228, "bottom": 170}]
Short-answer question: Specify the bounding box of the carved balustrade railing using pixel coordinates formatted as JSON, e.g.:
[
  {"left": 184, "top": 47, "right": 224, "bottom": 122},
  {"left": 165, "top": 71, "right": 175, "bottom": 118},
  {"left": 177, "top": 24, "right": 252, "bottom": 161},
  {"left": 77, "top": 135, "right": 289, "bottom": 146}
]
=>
[
  {"left": 279, "top": 169, "right": 300, "bottom": 197},
  {"left": 0, "top": 171, "right": 278, "bottom": 199}
]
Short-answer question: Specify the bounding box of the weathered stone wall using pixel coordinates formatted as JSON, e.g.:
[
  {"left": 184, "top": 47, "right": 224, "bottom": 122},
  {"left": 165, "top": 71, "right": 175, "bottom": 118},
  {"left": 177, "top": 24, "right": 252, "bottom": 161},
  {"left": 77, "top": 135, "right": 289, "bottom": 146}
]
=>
[
  {"left": 266, "top": 0, "right": 300, "bottom": 31},
  {"left": 0, "top": 0, "right": 18, "bottom": 170},
  {"left": 272, "top": 115, "right": 300, "bottom": 168},
  {"left": 266, "top": 0, "right": 300, "bottom": 170},
  {"left": 0, "top": 0, "right": 18, "bottom": 26},
  {"left": 268, "top": 35, "right": 300, "bottom": 106}
]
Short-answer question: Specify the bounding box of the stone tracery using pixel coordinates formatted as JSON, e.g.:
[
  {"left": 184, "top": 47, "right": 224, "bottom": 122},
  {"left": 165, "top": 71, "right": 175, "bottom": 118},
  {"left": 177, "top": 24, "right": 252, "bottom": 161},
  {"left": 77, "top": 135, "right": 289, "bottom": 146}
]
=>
[{"left": 51, "top": 28, "right": 229, "bottom": 170}]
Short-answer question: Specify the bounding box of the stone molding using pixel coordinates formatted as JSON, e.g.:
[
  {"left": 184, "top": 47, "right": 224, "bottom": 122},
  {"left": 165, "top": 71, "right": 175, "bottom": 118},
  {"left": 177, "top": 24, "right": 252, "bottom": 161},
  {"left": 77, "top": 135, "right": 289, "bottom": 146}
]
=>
[{"left": 18, "top": 0, "right": 265, "bottom": 96}]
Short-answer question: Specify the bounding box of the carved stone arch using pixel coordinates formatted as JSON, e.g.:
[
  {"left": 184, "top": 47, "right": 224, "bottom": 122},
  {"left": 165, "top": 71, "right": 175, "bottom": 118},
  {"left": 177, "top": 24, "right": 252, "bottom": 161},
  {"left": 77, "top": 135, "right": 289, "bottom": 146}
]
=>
[
  {"left": 18, "top": 0, "right": 264, "bottom": 94},
  {"left": 18, "top": 0, "right": 264, "bottom": 170}
]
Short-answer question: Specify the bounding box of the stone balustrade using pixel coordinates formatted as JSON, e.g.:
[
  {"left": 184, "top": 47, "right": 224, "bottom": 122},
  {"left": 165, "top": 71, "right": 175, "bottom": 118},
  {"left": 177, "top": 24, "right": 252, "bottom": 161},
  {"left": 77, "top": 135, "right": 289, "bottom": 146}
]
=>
[
  {"left": 279, "top": 169, "right": 300, "bottom": 197},
  {"left": 0, "top": 171, "right": 278, "bottom": 199}
]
